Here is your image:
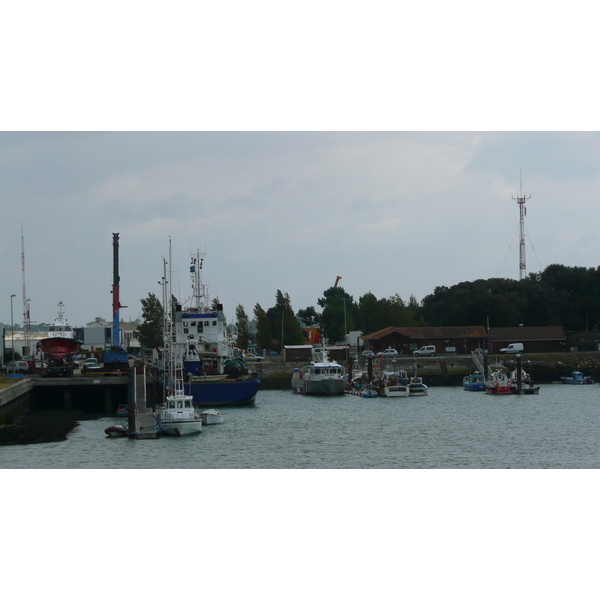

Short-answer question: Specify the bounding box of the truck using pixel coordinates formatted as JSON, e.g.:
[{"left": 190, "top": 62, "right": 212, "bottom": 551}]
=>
[{"left": 41, "top": 357, "right": 75, "bottom": 377}]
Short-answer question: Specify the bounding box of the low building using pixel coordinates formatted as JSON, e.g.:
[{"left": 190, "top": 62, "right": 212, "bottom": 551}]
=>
[
  {"left": 489, "top": 326, "right": 567, "bottom": 354},
  {"left": 284, "top": 345, "right": 313, "bottom": 361},
  {"left": 361, "top": 326, "right": 488, "bottom": 355}
]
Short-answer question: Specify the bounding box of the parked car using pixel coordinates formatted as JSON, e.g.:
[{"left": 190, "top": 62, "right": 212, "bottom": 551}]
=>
[
  {"left": 81, "top": 357, "right": 102, "bottom": 373},
  {"left": 245, "top": 354, "right": 264, "bottom": 362},
  {"left": 413, "top": 345, "right": 436, "bottom": 357},
  {"left": 4, "top": 360, "right": 31, "bottom": 374},
  {"left": 499, "top": 343, "right": 524, "bottom": 354},
  {"left": 362, "top": 350, "right": 375, "bottom": 358},
  {"left": 377, "top": 348, "right": 399, "bottom": 358}
]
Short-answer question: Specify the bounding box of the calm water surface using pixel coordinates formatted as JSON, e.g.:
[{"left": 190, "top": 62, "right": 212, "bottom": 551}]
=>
[{"left": 2, "top": 385, "right": 599, "bottom": 468}]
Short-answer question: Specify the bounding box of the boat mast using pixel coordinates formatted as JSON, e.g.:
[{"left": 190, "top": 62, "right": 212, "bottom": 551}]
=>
[
  {"left": 21, "top": 224, "right": 30, "bottom": 356},
  {"left": 189, "top": 249, "right": 206, "bottom": 311},
  {"left": 512, "top": 171, "right": 530, "bottom": 281}
]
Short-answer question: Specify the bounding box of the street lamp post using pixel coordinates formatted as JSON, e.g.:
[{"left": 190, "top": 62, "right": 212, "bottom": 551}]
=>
[{"left": 10, "top": 294, "right": 15, "bottom": 361}]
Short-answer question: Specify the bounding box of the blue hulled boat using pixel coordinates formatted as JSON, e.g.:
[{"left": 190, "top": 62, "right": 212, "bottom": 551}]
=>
[
  {"left": 463, "top": 371, "right": 485, "bottom": 391},
  {"left": 561, "top": 371, "right": 594, "bottom": 385},
  {"left": 155, "top": 248, "right": 260, "bottom": 408}
]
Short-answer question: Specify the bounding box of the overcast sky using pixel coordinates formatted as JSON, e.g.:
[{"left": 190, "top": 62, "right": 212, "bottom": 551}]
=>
[
  {"left": 1, "top": 131, "right": 600, "bottom": 328},
  {"left": 2, "top": 3, "right": 598, "bottom": 330}
]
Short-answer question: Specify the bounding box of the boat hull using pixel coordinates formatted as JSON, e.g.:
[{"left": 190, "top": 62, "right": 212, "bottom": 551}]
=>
[
  {"left": 463, "top": 382, "right": 486, "bottom": 391},
  {"left": 186, "top": 378, "right": 260, "bottom": 407},
  {"left": 39, "top": 337, "right": 82, "bottom": 361},
  {"left": 408, "top": 386, "right": 428, "bottom": 396},
  {"left": 384, "top": 385, "right": 410, "bottom": 397},
  {"left": 158, "top": 420, "right": 203, "bottom": 436},
  {"left": 201, "top": 410, "right": 225, "bottom": 425},
  {"left": 485, "top": 384, "right": 517, "bottom": 395},
  {"left": 105, "top": 426, "right": 128, "bottom": 438},
  {"left": 291, "top": 378, "right": 347, "bottom": 396},
  {"left": 155, "top": 373, "right": 260, "bottom": 407}
]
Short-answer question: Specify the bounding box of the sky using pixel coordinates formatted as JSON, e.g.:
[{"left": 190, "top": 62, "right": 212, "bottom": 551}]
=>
[{"left": 2, "top": 131, "right": 600, "bottom": 329}]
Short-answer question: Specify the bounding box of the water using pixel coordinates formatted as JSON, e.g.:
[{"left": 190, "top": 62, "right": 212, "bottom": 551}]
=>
[{"left": 2, "top": 384, "right": 599, "bottom": 468}]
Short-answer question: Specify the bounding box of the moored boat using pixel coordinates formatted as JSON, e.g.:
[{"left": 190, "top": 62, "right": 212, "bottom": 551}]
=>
[
  {"left": 200, "top": 409, "right": 225, "bottom": 425},
  {"left": 291, "top": 350, "right": 348, "bottom": 396},
  {"left": 408, "top": 376, "right": 428, "bottom": 396},
  {"left": 157, "top": 392, "right": 203, "bottom": 436},
  {"left": 383, "top": 384, "right": 410, "bottom": 397},
  {"left": 153, "top": 248, "right": 261, "bottom": 408},
  {"left": 463, "top": 371, "right": 485, "bottom": 391},
  {"left": 104, "top": 425, "right": 128, "bottom": 438},
  {"left": 561, "top": 371, "right": 594, "bottom": 385},
  {"left": 484, "top": 370, "right": 517, "bottom": 395}
]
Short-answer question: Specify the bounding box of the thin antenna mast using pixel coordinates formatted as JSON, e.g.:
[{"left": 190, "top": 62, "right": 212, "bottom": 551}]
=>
[{"left": 512, "top": 171, "right": 531, "bottom": 280}]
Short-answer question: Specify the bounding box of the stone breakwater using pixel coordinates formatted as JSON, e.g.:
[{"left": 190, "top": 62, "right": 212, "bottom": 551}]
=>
[{"left": 249, "top": 352, "right": 600, "bottom": 388}]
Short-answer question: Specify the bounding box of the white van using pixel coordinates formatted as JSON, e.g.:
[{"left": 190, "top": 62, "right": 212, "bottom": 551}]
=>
[{"left": 499, "top": 343, "right": 524, "bottom": 354}]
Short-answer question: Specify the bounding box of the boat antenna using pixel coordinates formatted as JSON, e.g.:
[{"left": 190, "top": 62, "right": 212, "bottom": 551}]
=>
[
  {"left": 21, "top": 223, "right": 31, "bottom": 356},
  {"left": 512, "top": 170, "right": 531, "bottom": 280}
]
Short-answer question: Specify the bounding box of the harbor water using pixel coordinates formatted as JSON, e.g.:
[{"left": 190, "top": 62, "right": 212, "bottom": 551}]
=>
[{"left": 2, "top": 384, "right": 599, "bottom": 468}]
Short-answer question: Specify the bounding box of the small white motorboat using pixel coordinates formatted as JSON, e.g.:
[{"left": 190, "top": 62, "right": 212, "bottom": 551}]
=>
[
  {"left": 201, "top": 409, "right": 224, "bottom": 425},
  {"left": 383, "top": 384, "right": 410, "bottom": 397},
  {"left": 408, "top": 376, "right": 428, "bottom": 396}
]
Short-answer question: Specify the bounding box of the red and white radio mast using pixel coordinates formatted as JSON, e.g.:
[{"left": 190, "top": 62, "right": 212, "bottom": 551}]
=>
[{"left": 513, "top": 172, "right": 531, "bottom": 280}]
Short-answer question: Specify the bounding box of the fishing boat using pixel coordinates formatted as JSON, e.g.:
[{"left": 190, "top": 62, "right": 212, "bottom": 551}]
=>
[
  {"left": 463, "top": 371, "right": 485, "bottom": 391},
  {"left": 381, "top": 368, "right": 410, "bottom": 397},
  {"left": 383, "top": 384, "right": 410, "bottom": 397},
  {"left": 291, "top": 350, "right": 348, "bottom": 395},
  {"left": 154, "top": 248, "right": 261, "bottom": 408},
  {"left": 157, "top": 393, "right": 203, "bottom": 436},
  {"left": 561, "top": 371, "right": 594, "bottom": 385},
  {"left": 38, "top": 302, "right": 83, "bottom": 360},
  {"left": 408, "top": 376, "right": 428, "bottom": 396},
  {"left": 156, "top": 345, "right": 203, "bottom": 436},
  {"left": 484, "top": 370, "right": 517, "bottom": 395}
]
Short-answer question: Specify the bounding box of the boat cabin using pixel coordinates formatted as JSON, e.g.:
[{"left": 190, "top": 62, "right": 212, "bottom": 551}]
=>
[{"left": 167, "top": 397, "right": 193, "bottom": 409}]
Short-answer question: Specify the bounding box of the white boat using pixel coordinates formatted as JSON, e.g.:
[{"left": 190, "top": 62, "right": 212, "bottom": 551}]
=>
[
  {"left": 157, "top": 335, "right": 203, "bottom": 436},
  {"left": 157, "top": 391, "right": 203, "bottom": 436},
  {"left": 291, "top": 350, "right": 347, "bottom": 395},
  {"left": 408, "top": 376, "right": 428, "bottom": 396},
  {"left": 200, "top": 409, "right": 224, "bottom": 425},
  {"left": 383, "top": 384, "right": 410, "bottom": 397}
]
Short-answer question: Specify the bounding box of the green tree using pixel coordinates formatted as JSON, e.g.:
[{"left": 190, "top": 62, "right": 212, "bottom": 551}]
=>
[
  {"left": 254, "top": 303, "right": 273, "bottom": 351},
  {"left": 297, "top": 306, "right": 321, "bottom": 327},
  {"left": 137, "top": 293, "right": 164, "bottom": 348},
  {"left": 275, "top": 290, "right": 304, "bottom": 348},
  {"left": 235, "top": 304, "right": 251, "bottom": 350},
  {"left": 317, "top": 286, "right": 355, "bottom": 343}
]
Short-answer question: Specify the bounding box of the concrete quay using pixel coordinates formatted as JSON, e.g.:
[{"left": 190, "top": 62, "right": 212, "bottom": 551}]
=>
[{"left": 1, "top": 375, "right": 128, "bottom": 414}]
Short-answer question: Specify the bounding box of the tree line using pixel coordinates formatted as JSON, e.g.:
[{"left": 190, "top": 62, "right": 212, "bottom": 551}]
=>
[{"left": 137, "top": 263, "right": 600, "bottom": 350}]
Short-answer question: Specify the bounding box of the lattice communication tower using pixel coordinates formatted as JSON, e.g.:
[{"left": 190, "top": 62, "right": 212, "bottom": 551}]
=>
[{"left": 512, "top": 173, "right": 531, "bottom": 280}]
